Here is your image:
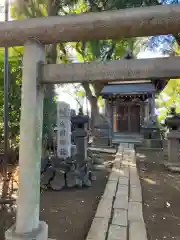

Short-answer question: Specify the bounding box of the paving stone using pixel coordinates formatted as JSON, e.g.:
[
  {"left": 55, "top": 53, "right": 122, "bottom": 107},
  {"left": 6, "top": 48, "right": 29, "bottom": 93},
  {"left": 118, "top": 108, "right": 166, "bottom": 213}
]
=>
[
  {"left": 130, "top": 167, "right": 140, "bottom": 186},
  {"left": 129, "top": 221, "right": 147, "bottom": 240},
  {"left": 128, "top": 202, "right": 143, "bottom": 221},
  {"left": 86, "top": 217, "right": 109, "bottom": 240},
  {"left": 121, "top": 159, "right": 129, "bottom": 168},
  {"left": 130, "top": 184, "right": 142, "bottom": 202},
  {"left": 130, "top": 166, "right": 139, "bottom": 177},
  {"left": 107, "top": 224, "right": 127, "bottom": 240},
  {"left": 114, "top": 195, "right": 128, "bottom": 210},
  {"left": 112, "top": 209, "right": 127, "bottom": 227},
  {"left": 109, "top": 172, "right": 120, "bottom": 181},
  {"left": 118, "top": 177, "right": 129, "bottom": 186},
  {"left": 102, "top": 181, "right": 117, "bottom": 200},
  {"left": 119, "top": 167, "right": 129, "bottom": 178},
  {"left": 117, "top": 184, "right": 128, "bottom": 196},
  {"left": 95, "top": 198, "right": 113, "bottom": 218},
  {"left": 113, "top": 161, "right": 121, "bottom": 170}
]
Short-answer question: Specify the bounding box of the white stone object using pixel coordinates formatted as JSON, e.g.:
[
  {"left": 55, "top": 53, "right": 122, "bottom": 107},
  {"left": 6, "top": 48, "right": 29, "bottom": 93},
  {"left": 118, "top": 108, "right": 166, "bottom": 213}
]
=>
[{"left": 57, "top": 101, "right": 71, "bottom": 158}]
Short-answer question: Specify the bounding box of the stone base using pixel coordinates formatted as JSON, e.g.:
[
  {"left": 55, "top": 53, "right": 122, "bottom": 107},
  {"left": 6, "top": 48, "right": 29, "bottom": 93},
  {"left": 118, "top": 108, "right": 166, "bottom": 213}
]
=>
[
  {"left": 5, "top": 221, "right": 48, "bottom": 240},
  {"left": 165, "top": 162, "right": 180, "bottom": 173}
]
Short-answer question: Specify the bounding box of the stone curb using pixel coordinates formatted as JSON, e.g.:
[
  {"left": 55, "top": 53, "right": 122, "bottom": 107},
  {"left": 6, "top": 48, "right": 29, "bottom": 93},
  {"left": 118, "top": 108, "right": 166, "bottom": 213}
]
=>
[{"left": 86, "top": 143, "right": 147, "bottom": 240}]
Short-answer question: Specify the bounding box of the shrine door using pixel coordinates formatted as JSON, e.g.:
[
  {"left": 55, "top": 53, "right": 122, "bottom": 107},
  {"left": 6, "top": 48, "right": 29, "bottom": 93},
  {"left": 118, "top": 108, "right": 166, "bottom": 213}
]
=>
[{"left": 116, "top": 105, "right": 140, "bottom": 133}]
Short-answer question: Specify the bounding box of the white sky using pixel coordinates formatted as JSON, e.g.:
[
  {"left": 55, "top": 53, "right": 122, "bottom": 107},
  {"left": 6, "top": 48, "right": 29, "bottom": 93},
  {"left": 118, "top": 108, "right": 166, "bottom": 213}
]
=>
[{"left": 0, "top": 8, "right": 164, "bottom": 112}]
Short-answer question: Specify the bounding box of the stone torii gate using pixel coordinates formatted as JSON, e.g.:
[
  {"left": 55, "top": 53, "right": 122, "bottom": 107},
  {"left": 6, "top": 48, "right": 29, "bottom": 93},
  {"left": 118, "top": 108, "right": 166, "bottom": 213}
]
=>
[{"left": 1, "top": 4, "right": 180, "bottom": 240}]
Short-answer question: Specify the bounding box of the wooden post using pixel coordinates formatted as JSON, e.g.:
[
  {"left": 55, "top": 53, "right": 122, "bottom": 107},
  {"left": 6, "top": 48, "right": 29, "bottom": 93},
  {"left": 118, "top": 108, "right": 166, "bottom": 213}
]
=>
[{"left": 5, "top": 39, "right": 48, "bottom": 240}]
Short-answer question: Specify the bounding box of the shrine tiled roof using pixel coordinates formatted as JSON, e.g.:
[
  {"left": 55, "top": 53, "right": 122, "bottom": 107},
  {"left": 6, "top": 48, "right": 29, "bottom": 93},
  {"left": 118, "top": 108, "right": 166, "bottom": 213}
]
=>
[{"left": 101, "top": 83, "right": 156, "bottom": 96}]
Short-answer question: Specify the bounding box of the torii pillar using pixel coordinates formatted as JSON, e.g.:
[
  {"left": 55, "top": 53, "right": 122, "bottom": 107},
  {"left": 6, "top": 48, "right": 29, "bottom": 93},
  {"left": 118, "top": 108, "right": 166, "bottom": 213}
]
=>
[{"left": 5, "top": 39, "right": 48, "bottom": 239}]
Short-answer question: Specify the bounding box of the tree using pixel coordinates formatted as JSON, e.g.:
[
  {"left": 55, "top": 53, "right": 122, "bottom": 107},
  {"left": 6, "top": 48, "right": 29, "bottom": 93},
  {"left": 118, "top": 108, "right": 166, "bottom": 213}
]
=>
[
  {"left": 58, "top": 83, "right": 86, "bottom": 109},
  {"left": 68, "top": 0, "right": 157, "bottom": 127},
  {"left": 11, "top": 0, "right": 159, "bottom": 131},
  {"left": 155, "top": 43, "right": 180, "bottom": 123},
  {"left": 11, "top": 0, "right": 80, "bottom": 143}
]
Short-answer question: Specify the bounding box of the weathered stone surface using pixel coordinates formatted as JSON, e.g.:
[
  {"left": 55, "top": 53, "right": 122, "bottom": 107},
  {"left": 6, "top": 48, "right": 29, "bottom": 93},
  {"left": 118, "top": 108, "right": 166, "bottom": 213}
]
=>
[
  {"left": 112, "top": 209, "right": 127, "bottom": 227},
  {"left": 41, "top": 166, "right": 54, "bottom": 185},
  {"left": 129, "top": 144, "right": 134, "bottom": 149},
  {"left": 107, "top": 224, "right": 127, "bottom": 240},
  {"left": 102, "top": 181, "right": 117, "bottom": 200},
  {"left": 117, "top": 185, "right": 128, "bottom": 196},
  {"left": 113, "top": 160, "right": 121, "bottom": 170},
  {"left": 50, "top": 171, "right": 65, "bottom": 190},
  {"left": 5, "top": 221, "right": 48, "bottom": 240},
  {"left": 119, "top": 167, "right": 129, "bottom": 178},
  {"left": 121, "top": 160, "right": 129, "bottom": 168},
  {"left": 128, "top": 202, "right": 143, "bottom": 221},
  {"left": 83, "top": 172, "right": 92, "bottom": 187},
  {"left": 168, "top": 165, "right": 180, "bottom": 173},
  {"left": 95, "top": 198, "right": 113, "bottom": 218},
  {"left": 86, "top": 217, "right": 109, "bottom": 240},
  {"left": 66, "top": 170, "right": 82, "bottom": 188},
  {"left": 129, "top": 221, "right": 147, "bottom": 240},
  {"left": 130, "top": 167, "right": 140, "bottom": 186},
  {"left": 114, "top": 195, "right": 128, "bottom": 210},
  {"left": 93, "top": 158, "right": 104, "bottom": 165},
  {"left": 89, "top": 171, "right": 96, "bottom": 181},
  {"left": 109, "top": 172, "right": 120, "bottom": 181},
  {"left": 130, "top": 185, "right": 142, "bottom": 202},
  {"left": 118, "top": 177, "right": 129, "bottom": 186}
]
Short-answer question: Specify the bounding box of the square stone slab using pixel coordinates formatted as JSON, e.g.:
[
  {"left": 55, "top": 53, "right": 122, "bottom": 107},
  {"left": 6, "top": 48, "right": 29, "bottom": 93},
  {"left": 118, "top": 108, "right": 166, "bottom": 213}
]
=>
[
  {"left": 128, "top": 202, "right": 143, "bottom": 221},
  {"left": 112, "top": 209, "right": 127, "bottom": 227},
  {"left": 107, "top": 224, "right": 127, "bottom": 240},
  {"left": 95, "top": 198, "right": 113, "bottom": 218},
  {"left": 86, "top": 217, "right": 109, "bottom": 240},
  {"left": 129, "top": 221, "right": 147, "bottom": 240}
]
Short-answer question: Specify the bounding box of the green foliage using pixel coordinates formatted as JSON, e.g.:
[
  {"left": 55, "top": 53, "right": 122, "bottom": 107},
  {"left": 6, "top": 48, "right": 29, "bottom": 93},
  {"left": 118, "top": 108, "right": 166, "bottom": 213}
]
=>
[
  {"left": 76, "top": 90, "right": 85, "bottom": 97},
  {"left": 157, "top": 79, "right": 180, "bottom": 122},
  {"left": 0, "top": 47, "right": 22, "bottom": 141},
  {"left": 156, "top": 45, "right": 180, "bottom": 123}
]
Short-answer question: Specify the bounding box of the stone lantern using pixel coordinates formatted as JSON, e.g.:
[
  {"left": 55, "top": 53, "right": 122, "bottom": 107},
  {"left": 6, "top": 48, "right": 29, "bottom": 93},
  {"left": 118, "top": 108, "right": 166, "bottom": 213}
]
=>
[
  {"left": 165, "top": 107, "right": 180, "bottom": 171},
  {"left": 71, "top": 109, "right": 89, "bottom": 161}
]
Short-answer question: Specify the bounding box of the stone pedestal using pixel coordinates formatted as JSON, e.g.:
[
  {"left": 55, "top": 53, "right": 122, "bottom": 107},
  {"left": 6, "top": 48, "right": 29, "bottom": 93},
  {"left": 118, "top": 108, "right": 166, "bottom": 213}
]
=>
[
  {"left": 75, "top": 129, "right": 87, "bottom": 160},
  {"left": 167, "top": 131, "right": 180, "bottom": 172},
  {"left": 5, "top": 222, "right": 48, "bottom": 240}
]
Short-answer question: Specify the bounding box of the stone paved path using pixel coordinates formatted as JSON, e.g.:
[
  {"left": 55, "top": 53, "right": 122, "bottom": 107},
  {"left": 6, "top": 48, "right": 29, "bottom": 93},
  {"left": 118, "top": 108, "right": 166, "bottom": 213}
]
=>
[{"left": 86, "top": 143, "right": 147, "bottom": 240}]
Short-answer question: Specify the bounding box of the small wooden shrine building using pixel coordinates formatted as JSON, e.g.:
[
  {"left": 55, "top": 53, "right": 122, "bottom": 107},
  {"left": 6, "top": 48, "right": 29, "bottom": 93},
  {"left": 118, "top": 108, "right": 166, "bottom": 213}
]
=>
[{"left": 101, "top": 79, "right": 166, "bottom": 134}]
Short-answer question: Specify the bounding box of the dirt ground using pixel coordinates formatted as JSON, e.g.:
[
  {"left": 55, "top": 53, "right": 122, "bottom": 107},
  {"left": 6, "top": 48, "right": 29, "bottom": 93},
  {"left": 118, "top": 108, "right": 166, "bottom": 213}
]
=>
[
  {"left": 40, "top": 168, "right": 109, "bottom": 240},
  {"left": 137, "top": 149, "right": 180, "bottom": 240},
  {"left": 0, "top": 154, "right": 110, "bottom": 240}
]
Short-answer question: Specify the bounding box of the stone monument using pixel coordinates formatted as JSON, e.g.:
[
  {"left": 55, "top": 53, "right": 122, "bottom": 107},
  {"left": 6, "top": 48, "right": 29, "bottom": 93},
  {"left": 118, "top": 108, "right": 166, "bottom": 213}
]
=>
[{"left": 57, "top": 101, "right": 71, "bottom": 159}]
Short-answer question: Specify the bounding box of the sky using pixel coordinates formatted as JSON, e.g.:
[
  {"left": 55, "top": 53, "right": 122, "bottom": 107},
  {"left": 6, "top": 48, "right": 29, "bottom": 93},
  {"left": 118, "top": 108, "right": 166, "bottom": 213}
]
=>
[{"left": 0, "top": 4, "right": 164, "bottom": 113}]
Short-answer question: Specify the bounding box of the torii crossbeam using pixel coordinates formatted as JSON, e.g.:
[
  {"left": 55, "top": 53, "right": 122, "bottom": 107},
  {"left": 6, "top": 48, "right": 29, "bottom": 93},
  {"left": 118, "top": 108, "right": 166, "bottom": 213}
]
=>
[{"left": 0, "top": 4, "right": 179, "bottom": 47}]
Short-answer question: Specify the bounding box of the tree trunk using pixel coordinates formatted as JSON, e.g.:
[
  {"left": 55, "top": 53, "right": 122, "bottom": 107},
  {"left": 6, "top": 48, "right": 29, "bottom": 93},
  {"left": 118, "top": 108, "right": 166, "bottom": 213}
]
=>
[
  {"left": 43, "top": 2, "right": 59, "bottom": 151},
  {"left": 82, "top": 83, "right": 100, "bottom": 131}
]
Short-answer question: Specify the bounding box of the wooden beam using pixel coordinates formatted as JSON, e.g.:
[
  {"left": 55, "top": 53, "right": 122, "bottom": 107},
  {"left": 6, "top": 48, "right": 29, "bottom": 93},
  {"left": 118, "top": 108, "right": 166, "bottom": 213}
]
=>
[
  {"left": 41, "top": 57, "right": 180, "bottom": 84},
  {"left": 0, "top": 4, "right": 180, "bottom": 47}
]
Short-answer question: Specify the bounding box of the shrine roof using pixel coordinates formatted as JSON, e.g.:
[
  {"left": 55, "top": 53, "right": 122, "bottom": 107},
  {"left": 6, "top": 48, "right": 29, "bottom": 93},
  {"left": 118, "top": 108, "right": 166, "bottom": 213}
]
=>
[{"left": 101, "top": 83, "right": 156, "bottom": 96}]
